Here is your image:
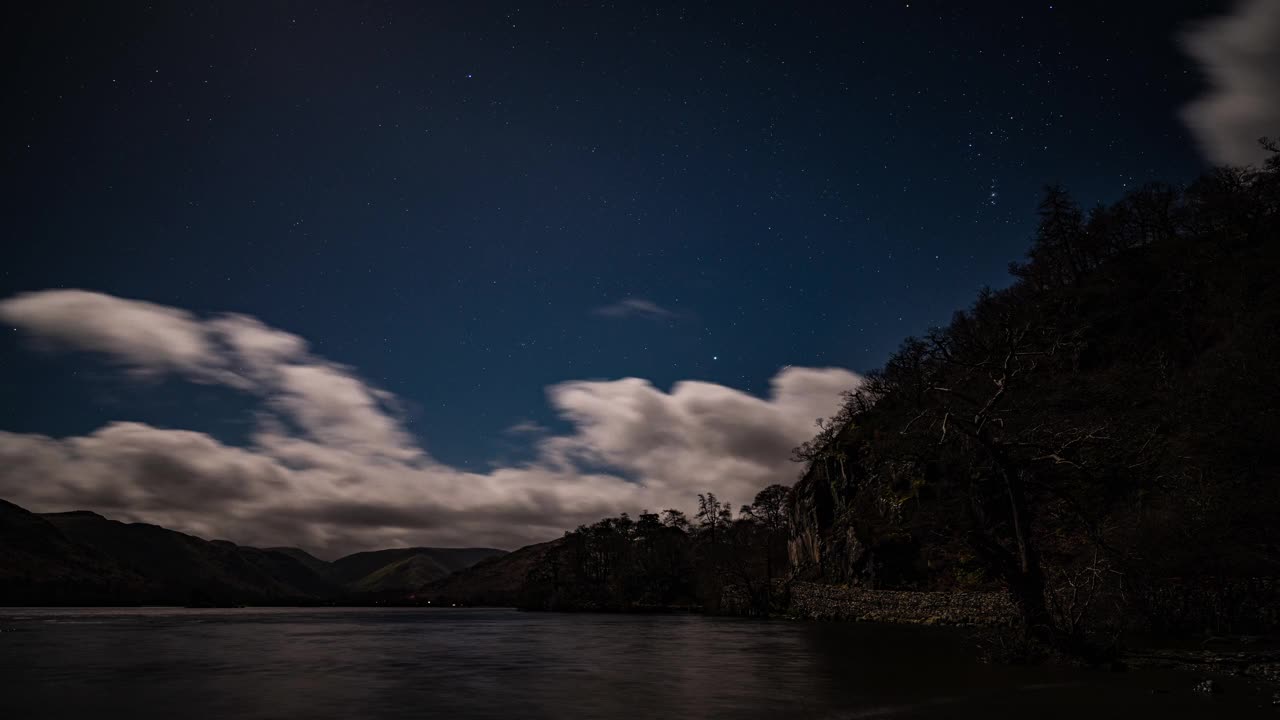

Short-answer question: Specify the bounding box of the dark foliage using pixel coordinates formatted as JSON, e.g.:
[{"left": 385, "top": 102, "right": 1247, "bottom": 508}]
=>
[
  {"left": 790, "top": 143, "right": 1280, "bottom": 653},
  {"left": 522, "top": 486, "right": 793, "bottom": 614}
]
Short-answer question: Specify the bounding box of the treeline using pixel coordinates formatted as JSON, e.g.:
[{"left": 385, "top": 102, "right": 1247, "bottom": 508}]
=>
[
  {"left": 521, "top": 486, "right": 791, "bottom": 614},
  {"left": 791, "top": 141, "right": 1280, "bottom": 655}
]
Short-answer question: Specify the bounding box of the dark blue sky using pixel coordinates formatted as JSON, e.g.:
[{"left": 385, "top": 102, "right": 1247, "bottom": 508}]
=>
[{"left": 3, "top": 1, "right": 1220, "bottom": 471}]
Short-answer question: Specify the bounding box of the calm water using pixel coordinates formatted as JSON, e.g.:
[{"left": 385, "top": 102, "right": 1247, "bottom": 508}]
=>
[{"left": 1, "top": 607, "right": 1274, "bottom": 719}]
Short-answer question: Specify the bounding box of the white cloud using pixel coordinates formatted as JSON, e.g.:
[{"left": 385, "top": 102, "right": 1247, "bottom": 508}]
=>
[
  {"left": 0, "top": 289, "right": 860, "bottom": 557},
  {"left": 207, "top": 314, "right": 308, "bottom": 377},
  {"left": 271, "top": 363, "right": 419, "bottom": 460},
  {"left": 542, "top": 367, "right": 854, "bottom": 503},
  {"left": 593, "top": 297, "right": 675, "bottom": 320},
  {"left": 1180, "top": 0, "right": 1280, "bottom": 166},
  {"left": 0, "top": 290, "right": 242, "bottom": 385},
  {"left": 505, "top": 420, "right": 549, "bottom": 435}
]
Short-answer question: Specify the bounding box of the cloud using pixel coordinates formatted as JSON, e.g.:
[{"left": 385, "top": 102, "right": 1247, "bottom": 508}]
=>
[
  {"left": 271, "top": 363, "right": 418, "bottom": 460},
  {"left": 0, "top": 289, "right": 861, "bottom": 557},
  {"left": 505, "top": 420, "right": 549, "bottom": 435},
  {"left": 0, "top": 290, "right": 417, "bottom": 459},
  {"left": 1179, "top": 0, "right": 1280, "bottom": 166},
  {"left": 0, "top": 290, "right": 241, "bottom": 385},
  {"left": 542, "top": 367, "right": 857, "bottom": 504},
  {"left": 593, "top": 297, "right": 675, "bottom": 320}
]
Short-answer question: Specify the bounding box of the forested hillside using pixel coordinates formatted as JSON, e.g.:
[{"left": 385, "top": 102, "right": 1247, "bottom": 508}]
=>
[{"left": 789, "top": 143, "right": 1280, "bottom": 651}]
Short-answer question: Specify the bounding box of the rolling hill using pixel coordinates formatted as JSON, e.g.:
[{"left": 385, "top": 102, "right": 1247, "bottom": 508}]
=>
[
  {"left": 417, "top": 539, "right": 562, "bottom": 607},
  {"left": 0, "top": 499, "right": 507, "bottom": 606},
  {"left": 331, "top": 547, "right": 507, "bottom": 594}
]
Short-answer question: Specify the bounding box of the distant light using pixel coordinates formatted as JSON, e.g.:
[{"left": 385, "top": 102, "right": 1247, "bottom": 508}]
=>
[{"left": 713, "top": 355, "right": 718, "bottom": 360}]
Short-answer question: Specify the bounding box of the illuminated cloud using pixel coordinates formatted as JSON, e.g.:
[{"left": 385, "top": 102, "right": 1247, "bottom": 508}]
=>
[
  {"left": 0, "top": 290, "right": 860, "bottom": 557},
  {"left": 1180, "top": 0, "right": 1280, "bottom": 166},
  {"left": 592, "top": 297, "right": 676, "bottom": 320}
]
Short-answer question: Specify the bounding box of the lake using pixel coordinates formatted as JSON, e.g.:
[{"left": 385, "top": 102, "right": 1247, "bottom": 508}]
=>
[{"left": 1, "top": 607, "right": 1274, "bottom": 718}]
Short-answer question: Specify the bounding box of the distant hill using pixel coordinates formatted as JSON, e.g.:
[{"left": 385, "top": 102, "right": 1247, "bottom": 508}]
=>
[
  {"left": 0, "top": 500, "right": 156, "bottom": 604},
  {"left": 418, "top": 539, "right": 562, "bottom": 607},
  {"left": 265, "top": 546, "right": 334, "bottom": 578},
  {"left": 331, "top": 547, "right": 506, "bottom": 590},
  {"left": 0, "top": 498, "right": 507, "bottom": 606},
  {"left": 41, "top": 510, "right": 344, "bottom": 605}
]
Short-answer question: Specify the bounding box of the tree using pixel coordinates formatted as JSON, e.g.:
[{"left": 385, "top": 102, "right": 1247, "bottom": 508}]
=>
[
  {"left": 740, "top": 484, "right": 792, "bottom": 586},
  {"left": 660, "top": 508, "right": 691, "bottom": 531},
  {"left": 740, "top": 484, "right": 790, "bottom": 533},
  {"left": 695, "top": 493, "right": 732, "bottom": 544}
]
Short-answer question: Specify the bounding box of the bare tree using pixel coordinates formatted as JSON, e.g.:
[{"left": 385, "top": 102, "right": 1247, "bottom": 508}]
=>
[{"left": 695, "top": 493, "right": 733, "bottom": 545}]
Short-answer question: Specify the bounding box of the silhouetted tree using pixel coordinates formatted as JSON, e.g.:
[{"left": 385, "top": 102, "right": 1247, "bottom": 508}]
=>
[
  {"left": 522, "top": 490, "right": 796, "bottom": 613},
  {"left": 660, "top": 509, "right": 691, "bottom": 531},
  {"left": 740, "top": 484, "right": 792, "bottom": 586},
  {"left": 695, "top": 493, "right": 733, "bottom": 545}
]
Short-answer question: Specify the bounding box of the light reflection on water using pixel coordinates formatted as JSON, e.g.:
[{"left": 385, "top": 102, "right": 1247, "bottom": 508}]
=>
[{"left": 0, "top": 607, "right": 1272, "bottom": 719}]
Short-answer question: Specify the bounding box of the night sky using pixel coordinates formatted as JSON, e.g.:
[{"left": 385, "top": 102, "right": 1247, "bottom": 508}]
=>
[{"left": 2, "top": 1, "right": 1274, "bottom": 554}]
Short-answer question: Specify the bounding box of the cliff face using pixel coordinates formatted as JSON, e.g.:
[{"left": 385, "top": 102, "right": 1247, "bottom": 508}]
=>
[
  {"left": 788, "top": 453, "right": 861, "bottom": 583},
  {"left": 788, "top": 447, "right": 956, "bottom": 591}
]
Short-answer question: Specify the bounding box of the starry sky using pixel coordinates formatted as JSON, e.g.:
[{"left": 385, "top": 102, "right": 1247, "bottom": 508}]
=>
[{"left": 2, "top": 1, "right": 1275, "bottom": 554}]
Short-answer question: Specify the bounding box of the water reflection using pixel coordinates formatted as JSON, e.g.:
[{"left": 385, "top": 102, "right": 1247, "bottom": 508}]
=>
[{"left": 1, "top": 607, "right": 1273, "bottom": 719}]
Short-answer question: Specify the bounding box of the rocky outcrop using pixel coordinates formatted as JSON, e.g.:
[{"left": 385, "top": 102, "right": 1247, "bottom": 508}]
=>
[
  {"left": 783, "top": 581, "right": 1017, "bottom": 626},
  {"left": 787, "top": 450, "right": 874, "bottom": 584},
  {"left": 788, "top": 455, "right": 839, "bottom": 575},
  {"left": 788, "top": 446, "right": 960, "bottom": 590}
]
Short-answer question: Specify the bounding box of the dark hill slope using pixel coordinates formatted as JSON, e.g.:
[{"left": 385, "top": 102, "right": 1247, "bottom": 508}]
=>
[
  {"left": 0, "top": 498, "right": 509, "bottom": 605},
  {"left": 0, "top": 501, "right": 155, "bottom": 604},
  {"left": 419, "top": 539, "right": 561, "bottom": 606},
  {"left": 265, "top": 546, "right": 333, "bottom": 578},
  {"left": 331, "top": 547, "right": 506, "bottom": 594},
  {"left": 234, "top": 545, "right": 343, "bottom": 598},
  {"left": 42, "top": 511, "right": 340, "bottom": 604}
]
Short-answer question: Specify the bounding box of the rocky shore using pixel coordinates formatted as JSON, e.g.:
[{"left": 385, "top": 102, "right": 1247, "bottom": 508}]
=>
[
  {"left": 1124, "top": 647, "right": 1280, "bottom": 687},
  {"left": 782, "top": 581, "right": 1017, "bottom": 626},
  {"left": 768, "top": 582, "right": 1280, "bottom": 696}
]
